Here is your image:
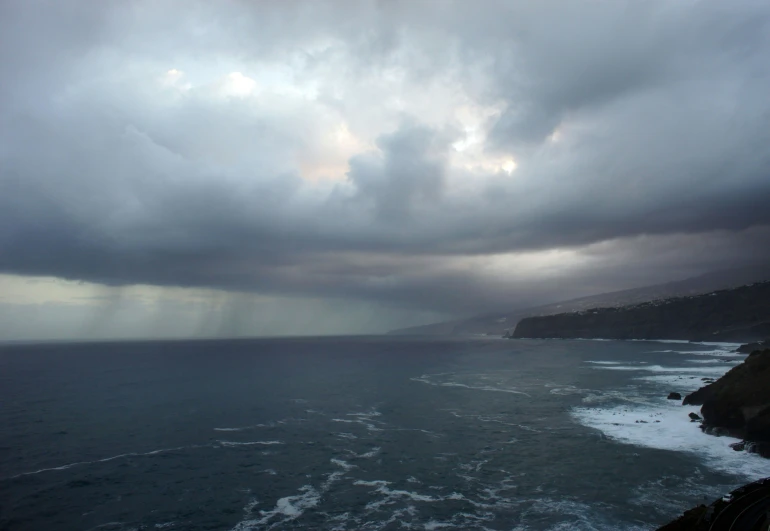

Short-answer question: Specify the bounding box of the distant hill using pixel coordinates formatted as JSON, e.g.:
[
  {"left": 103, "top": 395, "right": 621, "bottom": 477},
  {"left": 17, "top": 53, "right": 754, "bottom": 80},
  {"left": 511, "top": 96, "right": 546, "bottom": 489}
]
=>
[
  {"left": 388, "top": 264, "right": 770, "bottom": 336},
  {"left": 512, "top": 281, "right": 770, "bottom": 342}
]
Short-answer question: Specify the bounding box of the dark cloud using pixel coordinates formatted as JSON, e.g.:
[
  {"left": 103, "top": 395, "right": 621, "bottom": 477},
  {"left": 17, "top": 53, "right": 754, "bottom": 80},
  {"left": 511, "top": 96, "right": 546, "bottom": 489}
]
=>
[
  {"left": 347, "top": 123, "right": 452, "bottom": 221},
  {"left": 1, "top": 0, "right": 770, "bottom": 327}
]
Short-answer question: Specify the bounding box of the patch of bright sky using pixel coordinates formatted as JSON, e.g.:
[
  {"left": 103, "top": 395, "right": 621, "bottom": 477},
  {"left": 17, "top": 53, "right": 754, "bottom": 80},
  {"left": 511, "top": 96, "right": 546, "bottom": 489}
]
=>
[
  {"left": 155, "top": 48, "right": 518, "bottom": 183},
  {"left": 0, "top": 274, "right": 222, "bottom": 307}
]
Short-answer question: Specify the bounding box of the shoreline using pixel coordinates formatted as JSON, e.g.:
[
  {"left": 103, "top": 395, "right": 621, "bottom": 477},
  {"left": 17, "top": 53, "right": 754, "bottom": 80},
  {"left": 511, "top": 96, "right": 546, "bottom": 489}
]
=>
[{"left": 567, "top": 340, "right": 770, "bottom": 481}]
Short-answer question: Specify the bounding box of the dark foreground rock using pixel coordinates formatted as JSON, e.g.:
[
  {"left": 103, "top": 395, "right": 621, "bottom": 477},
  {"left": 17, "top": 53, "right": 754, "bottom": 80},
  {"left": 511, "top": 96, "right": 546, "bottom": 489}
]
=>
[
  {"left": 683, "top": 349, "right": 770, "bottom": 455},
  {"left": 668, "top": 392, "right": 682, "bottom": 400},
  {"left": 657, "top": 477, "right": 770, "bottom": 530}
]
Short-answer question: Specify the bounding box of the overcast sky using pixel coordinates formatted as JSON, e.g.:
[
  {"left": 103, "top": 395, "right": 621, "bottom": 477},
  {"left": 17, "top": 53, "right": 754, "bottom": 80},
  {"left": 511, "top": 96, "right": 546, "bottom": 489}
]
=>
[{"left": 1, "top": 0, "right": 769, "bottom": 339}]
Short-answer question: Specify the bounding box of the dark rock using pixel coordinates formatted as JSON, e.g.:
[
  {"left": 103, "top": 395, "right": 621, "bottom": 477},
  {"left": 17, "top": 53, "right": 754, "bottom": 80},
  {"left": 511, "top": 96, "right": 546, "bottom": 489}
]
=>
[
  {"left": 745, "top": 406, "right": 770, "bottom": 440},
  {"left": 689, "top": 412, "right": 702, "bottom": 421},
  {"left": 700, "top": 425, "right": 730, "bottom": 437},
  {"left": 683, "top": 386, "right": 711, "bottom": 406},
  {"left": 683, "top": 349, "right": 770, "bottom": 449},
  {"left": 657, "top": 478, "right": 770, "bottom": 530},
  {"left": 729, "top": 441, "right": 745, "bottom": 451},
  {"left": 736, "top": 339, "right": 770, "bottom": 353},
  {"left": 667, "top": 392, "right": 682, "bottom": 400},
  {"left": 656, "top": 505, "right": 709, "bottom": 531}
]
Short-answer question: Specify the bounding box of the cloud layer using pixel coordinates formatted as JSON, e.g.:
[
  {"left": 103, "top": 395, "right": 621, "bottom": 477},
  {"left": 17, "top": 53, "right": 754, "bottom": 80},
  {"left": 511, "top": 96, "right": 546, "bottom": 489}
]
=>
[{"left": 1, "top": 0, "right": 769, "bottom": 331}]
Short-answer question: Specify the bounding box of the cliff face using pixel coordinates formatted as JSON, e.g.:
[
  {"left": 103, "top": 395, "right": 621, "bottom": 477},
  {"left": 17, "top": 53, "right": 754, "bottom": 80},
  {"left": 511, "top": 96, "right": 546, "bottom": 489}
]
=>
[
  {"left": 512, "top": 282, "right": 770, "bottom": 341},
  {"left": 659, "top": 355, "right": 770, "bottom": 529},
  {"left": 683, "top": 349, "right": 770, "bottom": 447},
  {"left": 657, "top": 478, "right": 770, "bottom": 531}
]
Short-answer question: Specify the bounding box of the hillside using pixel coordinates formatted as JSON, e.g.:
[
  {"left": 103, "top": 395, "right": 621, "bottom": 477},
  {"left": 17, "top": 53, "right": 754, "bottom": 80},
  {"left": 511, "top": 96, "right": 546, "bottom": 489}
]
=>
[
  {"left": 388, "top": 264, "right": 770, "bottom": 336},
  {"left": 512, "top": 281, "right": 770, "bottom": 341}
]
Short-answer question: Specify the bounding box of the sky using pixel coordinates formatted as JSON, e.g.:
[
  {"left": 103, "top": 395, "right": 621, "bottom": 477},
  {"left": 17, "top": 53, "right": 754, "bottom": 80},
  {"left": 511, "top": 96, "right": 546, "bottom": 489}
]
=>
[{"left": 1, "top": 0, "right": 769, "bottom": 340}]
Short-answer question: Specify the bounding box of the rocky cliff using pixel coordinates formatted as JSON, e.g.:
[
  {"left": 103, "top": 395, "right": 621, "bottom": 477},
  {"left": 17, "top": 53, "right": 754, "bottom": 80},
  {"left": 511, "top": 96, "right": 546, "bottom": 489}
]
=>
[
  {"left": 660, "top": 354, "right": 770, "bottom": 529},
  {"left": 511, "top": 282, "right": 770, "bottom": 341},
  {"left": 657, "top": 477, "right": 770, "bottom": 530},
  {"left": 683, "top": 349, "right": 770, "bottom": 456}
]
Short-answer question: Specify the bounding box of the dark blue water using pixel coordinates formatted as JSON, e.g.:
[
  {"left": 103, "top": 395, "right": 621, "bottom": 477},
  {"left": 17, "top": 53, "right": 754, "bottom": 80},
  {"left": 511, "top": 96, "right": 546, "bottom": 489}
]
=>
[{"left": 0, "top": 337, "right": 764, "bottom": 530}]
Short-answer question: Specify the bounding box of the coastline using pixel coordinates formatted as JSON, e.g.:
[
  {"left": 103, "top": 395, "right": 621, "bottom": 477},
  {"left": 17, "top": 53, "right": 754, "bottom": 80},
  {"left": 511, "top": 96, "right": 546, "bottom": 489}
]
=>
[
  {"left": 564, "top": 340, "right": 770, "bottom": 480},
  {"left": 551, "top": 337, "right": 770, "bottom": 528}
]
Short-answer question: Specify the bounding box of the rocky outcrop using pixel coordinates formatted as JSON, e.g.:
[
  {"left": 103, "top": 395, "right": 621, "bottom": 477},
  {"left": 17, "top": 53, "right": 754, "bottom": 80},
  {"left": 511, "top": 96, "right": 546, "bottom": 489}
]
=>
[
  {"left": 683, "top": 349, "right": 770, "bottom": 455},
  {"left": 512, "top": 282, "right": 770, "bottom": 341},
  {"left": 657, "top": 477, "right": 770, "bottom": 530},
  {"left": 736, "top": 339, "right": 770, "bottom": 353},
  {"left": 667, "top": 392, "right": 682, "bottom": 400}
]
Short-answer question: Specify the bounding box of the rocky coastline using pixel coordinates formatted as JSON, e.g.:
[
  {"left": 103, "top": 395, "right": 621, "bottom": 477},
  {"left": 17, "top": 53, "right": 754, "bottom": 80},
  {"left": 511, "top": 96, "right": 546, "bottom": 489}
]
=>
[
  {"left": 504, "top": 279, "right": 770, "bottom": 529},
  {"left": 657, "top": 477, "right": 770, "bottom": 531},
  {"left": 682, "top": 348, "right": 770, "bottom": 458},
  {"left": 659, "top": 346, "right": 770, "bottom": 529}
]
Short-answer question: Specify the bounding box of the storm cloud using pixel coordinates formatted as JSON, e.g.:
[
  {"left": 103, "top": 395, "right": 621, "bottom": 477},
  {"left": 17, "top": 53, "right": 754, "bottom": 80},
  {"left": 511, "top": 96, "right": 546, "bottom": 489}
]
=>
[{"left": 1, "top": 0, "right": 769, "bottom": 335}]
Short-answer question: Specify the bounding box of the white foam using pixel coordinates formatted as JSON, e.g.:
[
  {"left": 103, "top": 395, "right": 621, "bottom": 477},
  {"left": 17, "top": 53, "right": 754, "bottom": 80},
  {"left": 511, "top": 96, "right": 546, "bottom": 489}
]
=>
[
  {"left": 698, "top": 341, "right": 742, "bottom": 348},
  {"left": 574, "top": 345, "right": 770, "bottom": 480},
  {"left": 213, "top": 422, "right": 276, "bottom": 431},
  {"left": 232, "top": 453, "right": 358, "bottom": 529},
  {"left": 217, "top": 440, "right": 284, "bottom": 447},
  {"left": 330, "top": 458, "right": 355, "bottom": 471},
  {"left": 5, "top": 445, "right": 200, "bottom": 480},
  {"left": 685, "top": 358, "right": 739, "bottom": 364},
  {"left": 572, "top": 401, "right": 770, "bottom": 480},
  {"left": 353, "top": 479, "right": 440, "bottom": 511},
  {"left": 676, "top": 350, "right": 739, "bottom": 357},
  {"left": 347, "top": 447, "right": 381, "bottom": 459},
  {"left": 331, "top": 409, "right": 384, "bottom": 432},
  {"left": 424, "top": 521, "right": 454, "bottom": 530},
  {"left": 549, "top": 386, "right": 591, "bottom": 396},
  {"left": 592, "top": 364, "right": 728, "bottom": 374},
  {"left": 635, "top": 374, "right": 712, "bottom": 391},
  {"left": 630, "top": 339, "right": 692, "bottom": 344},
  {"left": 446, "top": 410, "right": 541, "bottom": 432},
  {"left": 231, "top": 485, "right": 321, "bottom": 529},
  {"left": 412, "top": 375, "right": 530, "bottom": 397}
]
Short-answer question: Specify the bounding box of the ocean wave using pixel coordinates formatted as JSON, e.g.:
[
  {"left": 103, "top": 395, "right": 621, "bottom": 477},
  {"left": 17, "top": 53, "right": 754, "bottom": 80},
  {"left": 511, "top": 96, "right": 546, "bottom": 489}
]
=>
[
  {"left": 4, "top": 445, "right": 201, "bottom": 480},
  {"left": 216, "top": 440, "right": 284, "bottom": 447},
  {"left": 573, "top": 349, "right": 770, "bottom": 482},
  {"left": 411, "top": 374, "right": 531, "bottom": 397},
  {"left": 591, "top": 364, "right": 729, "bottom": 373},
  {"left": 231, "top": 485, "right": 321, "bottom": 530}
]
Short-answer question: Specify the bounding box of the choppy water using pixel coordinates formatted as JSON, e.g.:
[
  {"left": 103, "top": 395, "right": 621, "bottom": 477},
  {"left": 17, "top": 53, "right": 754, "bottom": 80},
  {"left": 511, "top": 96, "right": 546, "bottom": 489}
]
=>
[{"left": 1, "top": 336, "right": 769, "bottom": 531}]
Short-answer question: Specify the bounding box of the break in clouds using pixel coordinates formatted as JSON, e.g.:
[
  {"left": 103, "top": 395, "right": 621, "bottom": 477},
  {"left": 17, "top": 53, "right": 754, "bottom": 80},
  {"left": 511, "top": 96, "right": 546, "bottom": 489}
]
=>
[{"left": 1, "top": 0, "right": 770, "bottom": 336}]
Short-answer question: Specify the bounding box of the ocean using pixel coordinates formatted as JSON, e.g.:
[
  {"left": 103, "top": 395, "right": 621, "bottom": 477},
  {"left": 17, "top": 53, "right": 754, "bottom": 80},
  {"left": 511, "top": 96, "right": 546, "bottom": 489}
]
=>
[{"left": 1, "top": 337, "right": 769, "bottom": 531}]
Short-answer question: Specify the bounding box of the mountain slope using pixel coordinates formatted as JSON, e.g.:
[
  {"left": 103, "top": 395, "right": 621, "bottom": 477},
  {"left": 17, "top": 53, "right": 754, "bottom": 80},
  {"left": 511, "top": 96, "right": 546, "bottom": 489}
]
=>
[
  {"left": 512, "top": 281, "right": 770, "bottom": 341},
  {"left": 388, "top": 264, "right": 770, "bottom": 336}
]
